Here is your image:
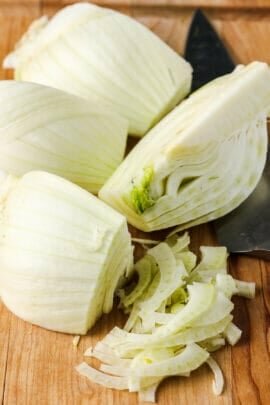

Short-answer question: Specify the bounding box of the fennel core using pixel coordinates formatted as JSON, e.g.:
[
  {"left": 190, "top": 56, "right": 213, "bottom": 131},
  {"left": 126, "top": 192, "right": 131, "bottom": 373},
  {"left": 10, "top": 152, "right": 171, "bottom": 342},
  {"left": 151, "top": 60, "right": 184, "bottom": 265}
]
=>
[{"left": 129, "top": 167, "right": 156, "bottom": 214}]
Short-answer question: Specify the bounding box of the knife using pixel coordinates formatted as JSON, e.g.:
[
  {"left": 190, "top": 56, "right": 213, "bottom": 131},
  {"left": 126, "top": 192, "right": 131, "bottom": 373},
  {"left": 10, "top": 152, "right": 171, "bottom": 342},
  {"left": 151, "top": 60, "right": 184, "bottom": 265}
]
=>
[{"left": 184, "top": 10, "right": 270, "bottom": 260}]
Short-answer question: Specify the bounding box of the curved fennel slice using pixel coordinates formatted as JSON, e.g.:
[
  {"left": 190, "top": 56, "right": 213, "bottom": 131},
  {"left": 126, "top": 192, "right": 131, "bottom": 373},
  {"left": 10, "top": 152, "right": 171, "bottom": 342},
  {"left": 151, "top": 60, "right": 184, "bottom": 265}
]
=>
[
  {"left": 99, "top": 61, "right": 270, "bottom": 231},
  {"left": 0, "top": 171, "right": 132, "bottom": 334},
  {"left": 0, "top": 80, "right": 128, "bottom": 194},
  {"left": 77, "top": 234, "right": 256, "bottom": 402},
  {"left": 3, "top": 2, "right": 192, "bottom": 137}
]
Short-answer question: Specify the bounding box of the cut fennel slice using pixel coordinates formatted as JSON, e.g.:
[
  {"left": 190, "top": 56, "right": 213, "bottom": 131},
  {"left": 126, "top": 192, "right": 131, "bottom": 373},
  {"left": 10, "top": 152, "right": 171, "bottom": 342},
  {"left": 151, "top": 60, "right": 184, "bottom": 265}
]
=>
[
  {"left": 76, "top": 362, "right": 129, "bottom": 390},
  {"left": 130, "top": 343, "right": 209, "bottom": 377},
  {"left": 76, "top": 234, "right": 255, "bottom": 402},
  {"left": 207, "top": 357, "right": 224, "bottom": 395}
]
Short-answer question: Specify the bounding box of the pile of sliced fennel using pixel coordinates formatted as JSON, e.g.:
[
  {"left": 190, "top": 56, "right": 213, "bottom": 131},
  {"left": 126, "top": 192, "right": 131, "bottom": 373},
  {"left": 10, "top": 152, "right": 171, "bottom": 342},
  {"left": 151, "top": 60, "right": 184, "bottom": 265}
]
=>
[
  {"left": 0, "top": 171, "right": 133, "bottom": 334},
  {"left": 76, "top": 232, "right": 255, "bottom": 402},
  {"left": 0, "top": 81, "right": 128, "bottom": 195},
  {"left": 100, "top": 61, "right": 270, "bottom": 231},
  {"left": 3, "top": 2, "right": 192, "bottom": 137}
]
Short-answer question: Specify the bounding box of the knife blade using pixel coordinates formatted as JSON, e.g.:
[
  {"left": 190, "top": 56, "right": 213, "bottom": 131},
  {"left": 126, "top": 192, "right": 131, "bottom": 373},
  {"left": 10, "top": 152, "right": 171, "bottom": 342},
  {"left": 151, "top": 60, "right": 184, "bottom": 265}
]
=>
[
  {"left": 185, "top": 9, "right": 234, "bottom": 91},
  {"left": 184, "top": 10, "right": 270, "bottom": 259}
]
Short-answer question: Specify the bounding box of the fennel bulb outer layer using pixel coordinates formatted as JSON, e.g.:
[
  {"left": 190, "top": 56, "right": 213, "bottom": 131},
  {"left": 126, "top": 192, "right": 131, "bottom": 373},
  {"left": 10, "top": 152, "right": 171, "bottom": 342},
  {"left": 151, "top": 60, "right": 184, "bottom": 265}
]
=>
[
  {"left": 99, "top": 62, "right": 270, "bottom": 232},
  {"left": 0, "top": 81, "right": 128, "bottom": 194},
  {"left": 3, "top": 2, "right": 192, "bottom": 137},
  {"left": 0, "top": 171, "right": 132, "bottom": 334}
]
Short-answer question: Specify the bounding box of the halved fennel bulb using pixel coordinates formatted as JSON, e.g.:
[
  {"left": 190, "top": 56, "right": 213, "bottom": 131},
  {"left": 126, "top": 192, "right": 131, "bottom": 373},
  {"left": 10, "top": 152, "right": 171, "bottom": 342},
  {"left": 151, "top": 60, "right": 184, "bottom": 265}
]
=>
[
  {"left": 0, "top": 81, "right": 128, "bottom": 195},
  {"left": 76, "top": 233, "right": 255, "bottom": 402},
  {"left": 100, "top": 62, "right": 270, "bottom": 231},
  {"left": 0, "top": 171, "right": 132, "bottom": 334},
  {"left": 3, "top": 2, "right": 192, "bottom": 137}
]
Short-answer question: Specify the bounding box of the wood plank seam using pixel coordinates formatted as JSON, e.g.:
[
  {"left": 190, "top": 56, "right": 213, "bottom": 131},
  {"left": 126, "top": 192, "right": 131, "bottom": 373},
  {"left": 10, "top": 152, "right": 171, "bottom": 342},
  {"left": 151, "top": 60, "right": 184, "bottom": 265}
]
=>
[
  {"left": 1, "top": 322, "right": 11, "bottom": 405},
  {"left": 39, "top": 1, "right": 270, "bottom": 11}
]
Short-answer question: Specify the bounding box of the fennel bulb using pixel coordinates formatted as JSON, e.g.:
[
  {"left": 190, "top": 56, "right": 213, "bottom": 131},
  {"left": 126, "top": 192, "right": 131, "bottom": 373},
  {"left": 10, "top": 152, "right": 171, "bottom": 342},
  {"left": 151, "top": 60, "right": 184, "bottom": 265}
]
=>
[
  {"left": 100, "top": 62, "right": 270, "bottom": 231},
  {"left": 3, "top": 2, "right": 192, "bottom": 137},
  {"left": 76, "top": 233, "right": 255, "bottom": 401},
  {"left": 0, "top": 81, "right": 128, "bottom": 194},
  {"left": 0, "top": 171, "right": 132, "bottom": 334}
]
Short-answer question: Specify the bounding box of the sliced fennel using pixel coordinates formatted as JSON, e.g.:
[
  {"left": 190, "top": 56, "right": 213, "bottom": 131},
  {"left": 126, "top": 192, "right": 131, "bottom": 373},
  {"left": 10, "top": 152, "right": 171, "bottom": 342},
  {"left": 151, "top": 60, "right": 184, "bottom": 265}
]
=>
[
  {"left": 76, "top": 233, "right": 255, "bottom": 402},
  {"left": 76, "top": 362, "right": 128, "bottom": 390},
  {"left": 131, "top": 238, "right": 160, "bottom": 245},
  {"left": 224, "top": 322, "right": 242, "bottom": 345},
  {"left": 72, "top": 335, "right": 81, "bottom": 347},
  {"left": 4, "top": 2, "right": 192, "bottom": 137},
  {"left": 131, "top": 344, "right": 209, "bottom": 377},
  {"left": 234, "top": 279, "right": 256, "bottom": 298},
  {"left": 100, "top": 62, "right": 270, "bottom": 231},
  {"left": 206, "top": 357, "right": 224, "bottom": 395},
  {"left": 0, "top": 171, "right": 132, "bottom": 334},
  {"left": 0, "top": 81, "right": 128, "bottom": 195}
]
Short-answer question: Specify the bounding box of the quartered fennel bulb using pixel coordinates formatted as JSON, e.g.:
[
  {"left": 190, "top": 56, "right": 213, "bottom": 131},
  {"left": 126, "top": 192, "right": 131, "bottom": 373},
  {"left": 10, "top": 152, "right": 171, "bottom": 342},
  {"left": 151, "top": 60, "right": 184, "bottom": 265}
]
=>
[
  {"left": 100, "top": 62, "right": 270, "bottom": 231},
  {"left": 0, "top": 171, "right": 132, "bottom": 334},
  {"left": 3, "top": 2, "right": 192, "bottom": 137},
  {"left": 0, "top": 81, "right": 128, "bottom": 194},
  {"left": 76, "top": 233, "right": 255, "bottom": 402}
]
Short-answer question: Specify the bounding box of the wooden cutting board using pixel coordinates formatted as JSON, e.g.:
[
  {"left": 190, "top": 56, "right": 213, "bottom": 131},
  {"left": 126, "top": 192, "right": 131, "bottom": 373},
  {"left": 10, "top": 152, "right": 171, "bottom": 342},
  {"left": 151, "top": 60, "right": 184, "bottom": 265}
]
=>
[{"left": 0, "top": 1, "right": 269, "bottom": 404}]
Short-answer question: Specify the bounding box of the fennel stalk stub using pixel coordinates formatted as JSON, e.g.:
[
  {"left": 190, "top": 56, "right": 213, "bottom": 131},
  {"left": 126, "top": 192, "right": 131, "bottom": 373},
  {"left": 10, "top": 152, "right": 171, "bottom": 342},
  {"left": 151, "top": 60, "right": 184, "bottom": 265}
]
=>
[
  {"left": 0, "top": 171, "right": 132, "bottom": 334},
  {"left": 100, "top": 62, "right": 270, "bottom": 232},
  {"left": 4, "top": 2, "right": 192, "bottom": 137},
  {"left": 0, "top": 81, "right": 128, "bottom": 195}
]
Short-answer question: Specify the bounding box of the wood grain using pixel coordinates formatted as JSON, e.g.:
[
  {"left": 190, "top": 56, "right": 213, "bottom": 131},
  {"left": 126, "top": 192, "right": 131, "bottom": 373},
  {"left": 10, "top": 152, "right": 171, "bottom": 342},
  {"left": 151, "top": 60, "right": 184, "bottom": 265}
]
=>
[
  {"left": 41, "top": 0, "right": 270, "bottom": 10},
  {"left": 0, "top": 0, "right": 40, "bottom": 5},
  {"left": 0, "top": 2, "right": 269, "bottom": 405}
]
